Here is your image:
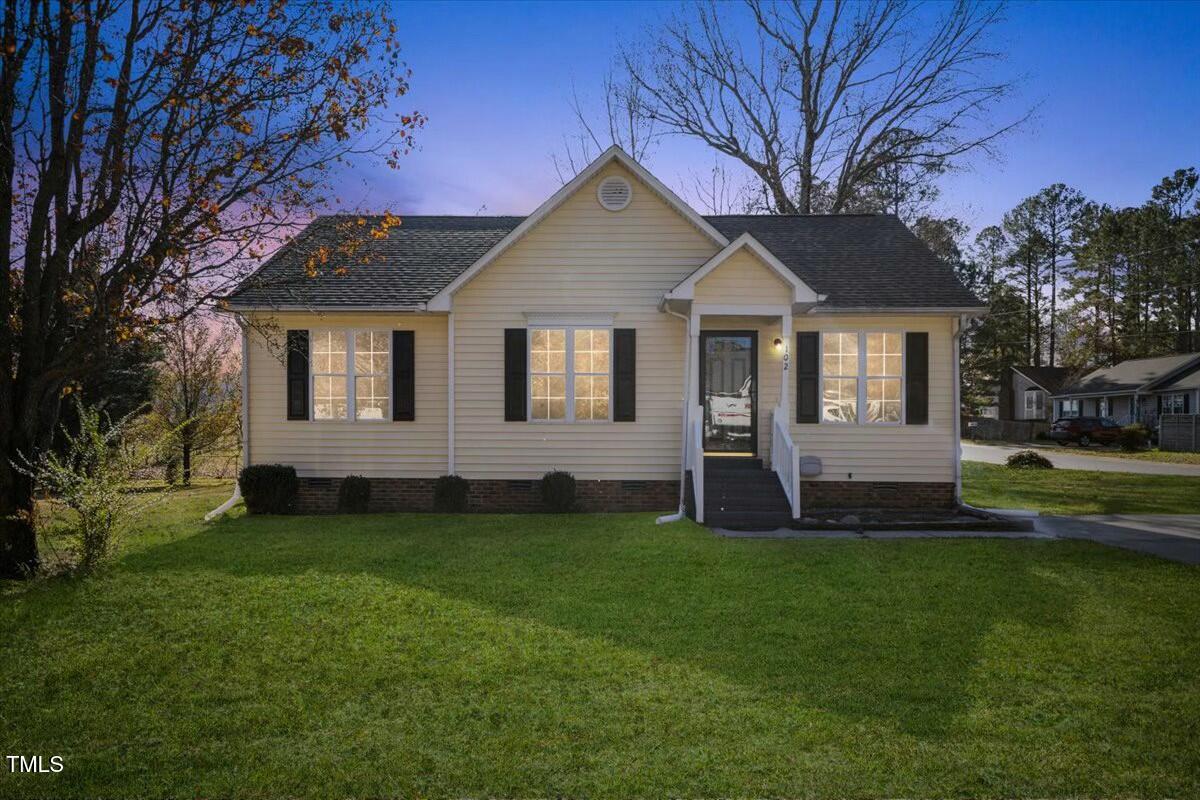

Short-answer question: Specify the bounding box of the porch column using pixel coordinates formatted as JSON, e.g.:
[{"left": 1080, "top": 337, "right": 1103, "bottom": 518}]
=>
[
  {"left": 688, "top": 310, "right": 701, "bottom": 411},
  {"left": 779, "top": 312, "right": 792, "bottom": 417}
]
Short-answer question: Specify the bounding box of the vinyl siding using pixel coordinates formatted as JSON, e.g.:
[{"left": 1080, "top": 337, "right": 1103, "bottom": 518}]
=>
[
  {"left": 244, "top": 312, "right": 448, "bottom": 477},
  {"left": 694, "top": 248, "right": 792, "bottom": 305},
  {"left": 451, "top": 162, "right": 719, "bottom": 480},
  {"left": 790, "top": 315, "right": 956, "bottom": 482}
]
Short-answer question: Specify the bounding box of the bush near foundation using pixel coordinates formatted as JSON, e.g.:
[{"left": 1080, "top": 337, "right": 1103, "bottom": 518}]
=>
[
  {"left": 433, "top": 475, "right": 470, "bottom": 512},
  {"left": 238, "top": 465, "right": 298, "bottom": 514},
  {"left": 337, "top": 475, "right": 371, "bottom": 513},
  {"left": 540, "top": 470, "right": 577, "bottom": 512}
]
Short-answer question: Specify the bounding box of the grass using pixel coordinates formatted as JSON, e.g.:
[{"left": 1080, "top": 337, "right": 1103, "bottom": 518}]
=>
[
  {"left": 3, "top": 485, "right": 1199, "bottom": 798},
  {"left": 963, "top": 461, "right": 1200, "bottom": 515},
  {"left": 1042, "top": 444, "right": 1200, "bottom": 465},
  {"left": 967, "top": 438, "right": 1200, "bottom": 465}
]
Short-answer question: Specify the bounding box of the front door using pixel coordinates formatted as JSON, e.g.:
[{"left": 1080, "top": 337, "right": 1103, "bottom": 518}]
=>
[{"left": 700, "top": 331, "right": 757, "bottom": 454}]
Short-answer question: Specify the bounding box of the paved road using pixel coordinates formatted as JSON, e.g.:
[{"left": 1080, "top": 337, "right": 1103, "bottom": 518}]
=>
[
  {"left": 1034, "top": 515, "right": 1200, "bottom": 564},
  {"left": 962, "top": 441, "right": 1200, "bottom": 476}
]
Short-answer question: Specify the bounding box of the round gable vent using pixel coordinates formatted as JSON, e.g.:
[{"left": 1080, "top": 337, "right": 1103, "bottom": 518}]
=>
[{"left": 597, "top": 175, "right": 632, "bottom": 211}]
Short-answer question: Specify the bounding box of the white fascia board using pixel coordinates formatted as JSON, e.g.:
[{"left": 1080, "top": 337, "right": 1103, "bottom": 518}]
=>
[
  {"left": 664, "top": 233, "right": 823, "bottom": 305},
  {"left": 426, "top": 146, "right": 728, "bottom": 312},
  {"left": 222, "top": 303, "right": 433, "bottom": 313}
]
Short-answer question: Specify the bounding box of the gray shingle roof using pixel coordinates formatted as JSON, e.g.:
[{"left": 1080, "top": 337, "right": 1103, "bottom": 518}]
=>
[
  {"left": 226, "top": 212, "right": 982, "bottom": 310},
  {"left": 227, "top": 215, "right": 523, "bottom": 309},
  {"left": 705, "top": 214, "right": 982, "bottom": 308},
  {"left": 1054, "top": 353, "right": 1200, "bottom": 396},
  {"left": 1011, "top": 365, "right": 1072, "bottom": 394}
]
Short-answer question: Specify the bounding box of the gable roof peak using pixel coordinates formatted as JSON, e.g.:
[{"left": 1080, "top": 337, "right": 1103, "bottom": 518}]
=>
[{"left": 424, "top": 145, "right": 728, "bottom": 310}]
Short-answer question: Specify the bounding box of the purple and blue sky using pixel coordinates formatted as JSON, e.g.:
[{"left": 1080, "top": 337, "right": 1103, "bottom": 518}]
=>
[{"left": 341, "top": 0, "right": 1200, "bottom": 236}]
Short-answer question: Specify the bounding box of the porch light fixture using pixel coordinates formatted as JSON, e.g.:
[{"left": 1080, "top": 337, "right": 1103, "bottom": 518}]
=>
[{"left": 773, "top": 338, "right": 783, "bottom": 351}]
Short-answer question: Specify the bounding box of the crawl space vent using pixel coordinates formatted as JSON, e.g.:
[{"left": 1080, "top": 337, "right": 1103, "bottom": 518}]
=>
[{"left": 597, "top": 176, "right": 632, "bottom": 211}]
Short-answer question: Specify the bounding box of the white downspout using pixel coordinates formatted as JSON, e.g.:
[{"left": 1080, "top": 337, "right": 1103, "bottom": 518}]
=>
[
  {"left": 657, "top": 305, "right": 692, "bottom": 524},
  {"left": 447, "top": 311, "right": 456, "bottom": 474},
  {"left": 205, "top": 317, "right": 250, "bottom": 521}
]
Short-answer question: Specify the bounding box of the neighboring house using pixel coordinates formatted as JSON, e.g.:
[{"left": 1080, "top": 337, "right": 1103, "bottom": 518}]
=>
[
  {"left": 999, "top": 365, "right": 1071, "bottom": 421},
  {"left": 224, "top": 147, "right": 984, "bottom": 522},
  {"left": 1050, "top": 352, "right": 1200, "bottom": 425}
]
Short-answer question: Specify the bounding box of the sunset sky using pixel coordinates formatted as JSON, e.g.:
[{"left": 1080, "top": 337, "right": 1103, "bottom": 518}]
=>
[{"left": 340, "top": 0, "right": 1200, "bottom": 237}]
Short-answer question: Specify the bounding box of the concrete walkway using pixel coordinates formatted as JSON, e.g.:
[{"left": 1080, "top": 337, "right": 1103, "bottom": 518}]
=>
[
  {"left": 962, "top": 441, "right": 1200, "bottom": 476},
  {"left": 714, "top": 514, "right": 1200, "bottom": 565},
  {"left": 1034, "top": 514, "right": 1200, "bottom": 564}
]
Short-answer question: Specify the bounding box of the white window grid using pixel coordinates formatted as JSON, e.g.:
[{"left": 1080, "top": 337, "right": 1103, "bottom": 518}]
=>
[
  {"left": 309, "top": 329, "right": 391, "bottom": 422},
  {"left": 819, "top": 331, "right": 907, "bottom": 425},
  {"left": 1163, "top": 393, "right": 1186, "bottom": 414},
  {"left": 528, "top": 326, "right": 613, "bottom": 423}
]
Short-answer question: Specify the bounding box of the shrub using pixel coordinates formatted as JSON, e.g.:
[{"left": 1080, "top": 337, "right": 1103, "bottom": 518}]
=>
[
  {"left": 239, "top": 464, "right": 298, "bottom": 514},
  {"left": 17, "top": 398, "right": 161, "bottom": 574},
  {"left": 433, "top": 474, "right": 470, "bottom": 512},
  {"left": 1116, "top": 423, "right": 1150, "bottom": 452},
  {"left": 337, "top": 475, "right": 371, "bottom": 513},
  {"left": 540, "top": 470, "right": 577, "bottom": 512},
  {"left": 1006, "top": 450, "right": 1054, "bottom": 469}
]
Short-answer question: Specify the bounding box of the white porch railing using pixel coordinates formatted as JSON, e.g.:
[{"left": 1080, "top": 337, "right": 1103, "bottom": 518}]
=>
[
  {"left": 687, "top": 404, "right": 704, "bottom": 523},
  {"left": 771, "top": 405, "right": 800, "bottom": 519}
]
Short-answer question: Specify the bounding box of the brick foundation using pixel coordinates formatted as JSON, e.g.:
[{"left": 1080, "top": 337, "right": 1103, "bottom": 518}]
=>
[
  {"left": 295, "top": 476, "right": 952, "bottom": 514},
  {"left": 296, "top": 476, "right": 680, "bottom": 514},
  {"left": 799, "top": 480, "right": 955, "bottom": 509}
]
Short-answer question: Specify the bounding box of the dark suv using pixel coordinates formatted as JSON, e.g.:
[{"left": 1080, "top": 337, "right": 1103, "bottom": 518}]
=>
[{"left": 1049, "top": 416, "right": 1122, "bottom": 447}]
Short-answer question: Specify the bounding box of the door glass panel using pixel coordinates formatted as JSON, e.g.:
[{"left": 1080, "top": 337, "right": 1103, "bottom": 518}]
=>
[{"left": 703, "top": 334, "right": 755, "bottom": 453}]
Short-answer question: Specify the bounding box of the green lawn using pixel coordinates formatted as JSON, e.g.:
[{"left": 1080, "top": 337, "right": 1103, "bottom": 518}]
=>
[
  {"left": 3, "top": 485, "right": 1199, "bottom": 798},
  {"left": 963, "top": 461, "right": 1200, "bottom": 515},
  {"left": 968, "top": 439, "right": 1200, "bottom": 465},
  {"left": 1040, "top": 444, "right": 1200, "bottom": 465}
]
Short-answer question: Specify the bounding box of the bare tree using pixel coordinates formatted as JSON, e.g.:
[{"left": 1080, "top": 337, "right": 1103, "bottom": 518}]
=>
[
  {"left": 552, "top": 72, "right": 658, "bottom": 182},
  {"left": 621, "top": 0, "right": 1025, "bottom": 214},
  {"left": 1, "top": 0, "right": 423, "bottom": 577},
  {"left": 148, "top": 313, "right": 239, "bottom": 487}
]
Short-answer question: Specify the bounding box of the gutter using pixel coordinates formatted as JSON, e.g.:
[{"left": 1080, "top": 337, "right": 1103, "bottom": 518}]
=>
[{"left": 221, "top": 303, "right": 433, "bottom": 314}]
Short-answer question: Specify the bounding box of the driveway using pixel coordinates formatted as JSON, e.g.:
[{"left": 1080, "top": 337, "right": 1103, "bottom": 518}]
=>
[
  {"left": 1034, "top": 515, "right": 1200, "bottom": 564},
  {"left": 962, "top": 441, "right": 1200, "bottom": 476}
]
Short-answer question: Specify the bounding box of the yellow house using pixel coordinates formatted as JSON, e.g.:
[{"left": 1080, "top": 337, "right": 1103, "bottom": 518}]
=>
[{"left": 225, "top": 148, "right": 985, "bottom": 526}]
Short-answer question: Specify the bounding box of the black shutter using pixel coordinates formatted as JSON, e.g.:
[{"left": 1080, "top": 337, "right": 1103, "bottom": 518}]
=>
[
  {"left": 1184, "top": 394, "right": 1191, "bottom": 414},
  {"left": 796, "top": 331, "right": 819, "bottom": 423},
  {"left": 504, "top": 328, "right": 527, "bottom": 421},
  {"left": 613, "top": 328, "right": 636, "bottom": 422},
  {"left": 286, "top": 330, "right": 309, "bottom": 420},
  {"left": 392, "top": 330, "right": 415, "bottom": 421},
  {"left": 905, "top": 332, "right": 929, "bottom": 424}
]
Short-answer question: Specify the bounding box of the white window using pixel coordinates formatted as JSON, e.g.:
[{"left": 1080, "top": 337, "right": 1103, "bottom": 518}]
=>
[
  {"left": 530, "top": 327, "right": 610, "bottom": 422},
  {"left": 354, "top": 331, "right": 390, "bottom": 420},
  {"left": 865, "top": 333, "right": 902, "bottom": 423},
  {"left": 312, "top": 331, "right": 348, "bottom": 420},
  {"left": 311, "top": 329, "right": 389, "bottom": 421},
  {"left": 822, "top": 332, "right": 904, "bottom": 424},
  {"left": 1024, "top": 389, "right": 1045, "bottom": 419},
  {"left": 1059, "top": 399, "right": 1080, "bottom": 418},
  {"left": 1162, "top": 393, "right": 1186, "bottom": 414},
  {"left": 821, "top": 332, "right": 858, "bottom": 423}
]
